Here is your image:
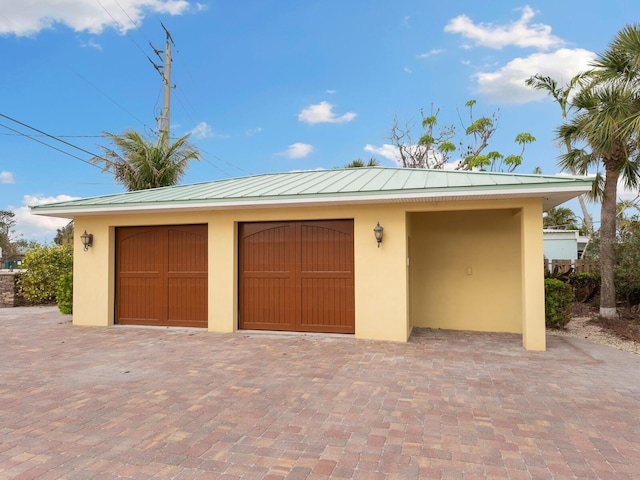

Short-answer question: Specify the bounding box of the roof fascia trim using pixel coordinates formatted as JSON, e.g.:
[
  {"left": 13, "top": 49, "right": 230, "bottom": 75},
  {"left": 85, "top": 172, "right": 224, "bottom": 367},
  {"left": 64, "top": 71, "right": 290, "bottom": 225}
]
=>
[{"left": 31, "top": 184, "right": 592, "bottom": 217}]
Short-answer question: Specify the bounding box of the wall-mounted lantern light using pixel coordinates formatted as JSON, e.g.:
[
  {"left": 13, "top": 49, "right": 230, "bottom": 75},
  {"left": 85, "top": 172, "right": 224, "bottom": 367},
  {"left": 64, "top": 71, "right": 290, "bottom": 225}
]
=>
[
  {"left": 80, "top": 230, "right": 93, "bottom": 251},
  {"left": 373, "top": 222, "right": 384, "bottom": 247}
]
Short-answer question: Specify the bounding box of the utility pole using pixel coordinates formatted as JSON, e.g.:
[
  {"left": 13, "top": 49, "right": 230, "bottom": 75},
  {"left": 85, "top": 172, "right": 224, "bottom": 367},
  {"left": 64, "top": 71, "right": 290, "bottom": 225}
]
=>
[{"left": 148, "top": 22, "right": 174, "bottom": 148}]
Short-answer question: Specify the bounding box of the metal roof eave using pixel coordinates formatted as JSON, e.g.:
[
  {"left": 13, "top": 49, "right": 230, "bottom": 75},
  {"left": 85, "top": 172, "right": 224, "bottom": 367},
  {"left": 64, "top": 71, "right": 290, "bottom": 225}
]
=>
[{"left": 31, "top": 184, "right": 593, "bottom": 219}]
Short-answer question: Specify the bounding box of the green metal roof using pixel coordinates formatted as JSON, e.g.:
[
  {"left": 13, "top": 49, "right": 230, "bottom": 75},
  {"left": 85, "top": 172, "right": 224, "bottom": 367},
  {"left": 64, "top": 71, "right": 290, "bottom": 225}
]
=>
[{"left": 31, "top": 167, "right": 594, "bottom": 218}]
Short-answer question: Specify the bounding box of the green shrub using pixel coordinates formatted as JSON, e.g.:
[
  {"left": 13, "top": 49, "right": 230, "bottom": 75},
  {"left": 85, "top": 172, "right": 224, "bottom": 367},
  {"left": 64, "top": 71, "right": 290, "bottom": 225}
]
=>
[
  {"left": 56, "top": 272, "right": 73, "bottom": 314},
  {"left": 17, "top": 245, "right": 73, "bottom": 305},
  {"left": 568, "top": 271, "right": 600, "bottom": 303},
  {"left": 544, "top": 278, "right": 573, "bottom": 328},
  {"left": 614, "top": 223, "right": 640, "bottom": 306}
]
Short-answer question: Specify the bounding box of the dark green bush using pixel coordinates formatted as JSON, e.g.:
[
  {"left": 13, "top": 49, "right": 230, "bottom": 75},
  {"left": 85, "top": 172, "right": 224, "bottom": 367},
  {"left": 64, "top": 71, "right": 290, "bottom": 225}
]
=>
[
  {"left": 56, "top": 272, "right": 73, "bottom": 314},
  {"left": 544, "top": 278, "right": 573, "bottom": 328},
  {"left": 568, "top": 271, "right": 600, "bottom": 303},
  {"left": 614, "top": 221, "right": 640, "bottom": 306},
  {"left": 17, "top": 245, "right": 73, "bottom": 304}
]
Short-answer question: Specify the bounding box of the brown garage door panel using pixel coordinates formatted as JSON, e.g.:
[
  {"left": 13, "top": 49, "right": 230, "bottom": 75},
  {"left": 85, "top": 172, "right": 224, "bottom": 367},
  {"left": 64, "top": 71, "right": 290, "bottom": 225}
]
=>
[
  {"left": 299, "top": 221, "right": 354, "bottom": 333},
  {"left": 300, "top": 278, "right": 354, "bottom": 333},
  {"left": 239, "top": 222, "right": 296, "bottom": 330},
  {"left": 117, "top": 277, "right": 164, "bottom": 325},
  {"left": 239, "top": 220, "right": 354, "bottom": 334},
  {"left": 168, "top": 227, "right": 208, "bottom": 272},
  {"left": 167, "top": 278, "right": 208, "bottom": 327},
  {"left": 118, "top": 228, "right": 163, "bottom": 273},
  {"left": 117, "top": 225, "right": 208, "bottom": 328},
  {"left": 300, "top": 222, "right": 354, "bottom": 273},
  {"left": 240, "top": 223, "right": 294, "bottom": 273},
  {"left": 240, "top": 277, "right": 296, "bottom": 330}
]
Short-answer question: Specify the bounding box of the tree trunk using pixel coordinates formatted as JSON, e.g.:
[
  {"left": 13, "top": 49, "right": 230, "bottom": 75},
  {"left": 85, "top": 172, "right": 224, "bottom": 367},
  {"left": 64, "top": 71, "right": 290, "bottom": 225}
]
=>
[
  {"left": 577, "top": 194, "right": 593, "bottom": 234},
  {"left": 564, "top": 140, "right": 594, "bottom": 236},
  {"left": 599, "top": 165, "right": 619, "bottom": 319},
  {"left": 577, "top": 193, "right": 592, "bottom": 259}
]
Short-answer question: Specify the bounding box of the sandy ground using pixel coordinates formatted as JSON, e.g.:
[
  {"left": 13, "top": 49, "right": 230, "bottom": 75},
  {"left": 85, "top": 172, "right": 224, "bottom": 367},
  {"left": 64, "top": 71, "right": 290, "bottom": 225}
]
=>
[{"left": 548, "top": 315, "right": 640, "bottom": 355}]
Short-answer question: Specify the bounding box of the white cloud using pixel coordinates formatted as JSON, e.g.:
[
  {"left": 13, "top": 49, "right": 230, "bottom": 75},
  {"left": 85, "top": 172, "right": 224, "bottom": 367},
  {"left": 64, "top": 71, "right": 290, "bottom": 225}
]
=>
[
  {"left": 281, "top": 143, "right": 314, "bottom": 159},
  {"left": 245, "top": 127, "right": 262, "bottom": 137},
  {"left": 474, "top": 48, "right": 597, "bottom": 104},
  {"left": 12, "top": 194, "right": 80, "bottom": 241},
  {"left": 417, "top": 49, "right": 444, "bottom": 59},
  {"left": 365, "top": 144, "right": 401, "bottom": 164},
  {"left": 298, "top": 101, "right": 357, "bottom": 124},
  {"left": 0, "top": 0, "right": 191, "bottom": 36},
  {"left": 195, "top": 3, "right": 208, "bottom": 12},
  {"left": 403, "top": 67, "right": 412, "bottom": 74},
  {"left": 188, "top": 122, "right": 212, "bottom": 139},
  {"left": 1, "top": 171, "right": 14, "bottom": 184},
  {"left": 80, "top": 38, "right": 102, "bottom": 50},
  {"left": 617, "top": 184, "right": 640, "bottom": 203},
  {"left": 326, "top": 89, "right": 336, "bottom": 94},
  {"left": 445, "top": 5, "right": 564, "bottom": 50},
  {"left": 187, "top": 121, "right": 228, "bottom": 139}
]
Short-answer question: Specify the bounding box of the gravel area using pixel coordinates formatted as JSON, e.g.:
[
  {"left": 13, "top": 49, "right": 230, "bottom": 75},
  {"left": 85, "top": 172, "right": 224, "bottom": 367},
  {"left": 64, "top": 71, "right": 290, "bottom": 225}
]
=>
[{"left": 548, "top": 315, "right": 640, "bottom": 355}]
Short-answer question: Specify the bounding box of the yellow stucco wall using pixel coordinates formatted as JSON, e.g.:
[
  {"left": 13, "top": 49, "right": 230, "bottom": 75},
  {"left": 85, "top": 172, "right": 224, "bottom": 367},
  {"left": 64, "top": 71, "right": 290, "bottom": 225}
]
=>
[
  {"left": 519, "top": 199, "right": 546, "bottom": 351},
  {"left": 71, "top": 197, "right": 546, "bottom": 349},
  {"left": 72, "top": 206, "right": 410, "bottom": 341},
  {"left": 409, "top": 209, "right": 522, "bottom": 333}
]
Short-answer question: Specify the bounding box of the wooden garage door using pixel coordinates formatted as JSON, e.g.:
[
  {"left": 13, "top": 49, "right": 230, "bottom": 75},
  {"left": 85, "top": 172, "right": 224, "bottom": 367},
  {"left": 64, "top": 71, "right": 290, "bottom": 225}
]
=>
[
  {"left": 239, "top": 220, "right": 354, "bottom": 334},
  {"left": 116, "top": 225, "right": 208, "bottom": 328}
]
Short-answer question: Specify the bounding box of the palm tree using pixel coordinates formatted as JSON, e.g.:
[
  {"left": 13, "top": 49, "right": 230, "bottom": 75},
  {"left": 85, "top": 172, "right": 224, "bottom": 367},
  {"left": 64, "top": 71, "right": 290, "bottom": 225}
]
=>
[
  {"left": 557, "top": 63, "right": 640, "bottom": 318},
  {"left": 92, "top": 129, "right": 200, "bottom": 191},
  {"left": 345, "top": 158, "right": 380, "bottom": 168},
  {"left": 543, "top": 207, "right": 579, "bottom": 230},
  {"left": 526, "top": 73, "right": 594, "bottom": 234}
]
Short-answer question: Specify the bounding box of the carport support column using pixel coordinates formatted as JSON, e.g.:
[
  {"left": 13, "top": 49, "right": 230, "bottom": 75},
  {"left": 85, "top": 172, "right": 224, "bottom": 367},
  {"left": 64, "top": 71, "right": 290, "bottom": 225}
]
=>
[{"left": 520, "top": 201, "right": 546, "bottom": 351}]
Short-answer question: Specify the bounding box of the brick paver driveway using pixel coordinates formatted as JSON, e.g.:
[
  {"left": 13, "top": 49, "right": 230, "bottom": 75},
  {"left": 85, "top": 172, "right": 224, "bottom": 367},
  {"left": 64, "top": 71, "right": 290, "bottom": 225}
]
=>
[{"left": 1, "top": 307, "right": 639, "bottom": 479}]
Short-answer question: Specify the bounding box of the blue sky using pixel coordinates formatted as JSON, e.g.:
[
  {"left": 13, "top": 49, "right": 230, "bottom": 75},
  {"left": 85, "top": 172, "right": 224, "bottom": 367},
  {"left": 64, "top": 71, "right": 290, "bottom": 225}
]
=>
[{"left": 1, "top": 0, "right": 638, "bottom": 241}]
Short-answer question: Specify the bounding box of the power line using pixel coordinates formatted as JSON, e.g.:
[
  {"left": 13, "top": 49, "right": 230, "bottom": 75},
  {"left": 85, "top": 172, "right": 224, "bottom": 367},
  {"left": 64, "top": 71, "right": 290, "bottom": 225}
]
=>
[
  {"left": 173, "top": 89, "right": 199, "bottom": 127},
  {"left": 94, "top": 0, "right": 148, "bottom": 60},
  {"left": 0, "top": 113, "right": 105, "bottom": 160},
  {"left": 172, "top": 48, "right": 206, "bottom": 125},
  {"left": 91, "top": 0, "right": 165, "bottom": 133},
  {"left": 198, "top": 146, "right": 254, "bottom": 176},
  {"left": 0, "top": 112, "right": 247, "bottom": 181},
  {"left": 82, "top": 12, "right": 244, "bottom": 180},
  {"left": 113, "top": 0, "right": 153, "bottom": 43},
  {"left": 0, "top": 133, "right": 103, "bottom": 138},
  {"left": 73, "top": 70, "right": 151, "bottom": 130},
  {"left": 163, "top": 30, "right": 251, "bottom": 179},
  {"left": 12, "top": 180, "right": 114, "bottom": 186},
  {"left": 139, "top": 19, "right": 237, "bottom": 179},
  {"left": 0, "top": 121, "right": 100, "bottom": 169},
  {"left": 174, "top": 49, "right": 201, "bottom": 95}
]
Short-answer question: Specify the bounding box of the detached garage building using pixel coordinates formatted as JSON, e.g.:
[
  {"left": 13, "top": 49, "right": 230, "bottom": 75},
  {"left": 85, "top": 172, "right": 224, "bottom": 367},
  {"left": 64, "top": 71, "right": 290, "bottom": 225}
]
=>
[{"left": 32, "top": 167, "right": 592, "bottom": 351}]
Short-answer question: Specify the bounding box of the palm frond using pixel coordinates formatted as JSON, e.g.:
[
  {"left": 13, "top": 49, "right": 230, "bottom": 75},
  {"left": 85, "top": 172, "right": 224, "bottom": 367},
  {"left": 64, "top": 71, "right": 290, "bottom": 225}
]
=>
[{"left": 94, "top": 129, "right": 200, "bottom": 191}]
